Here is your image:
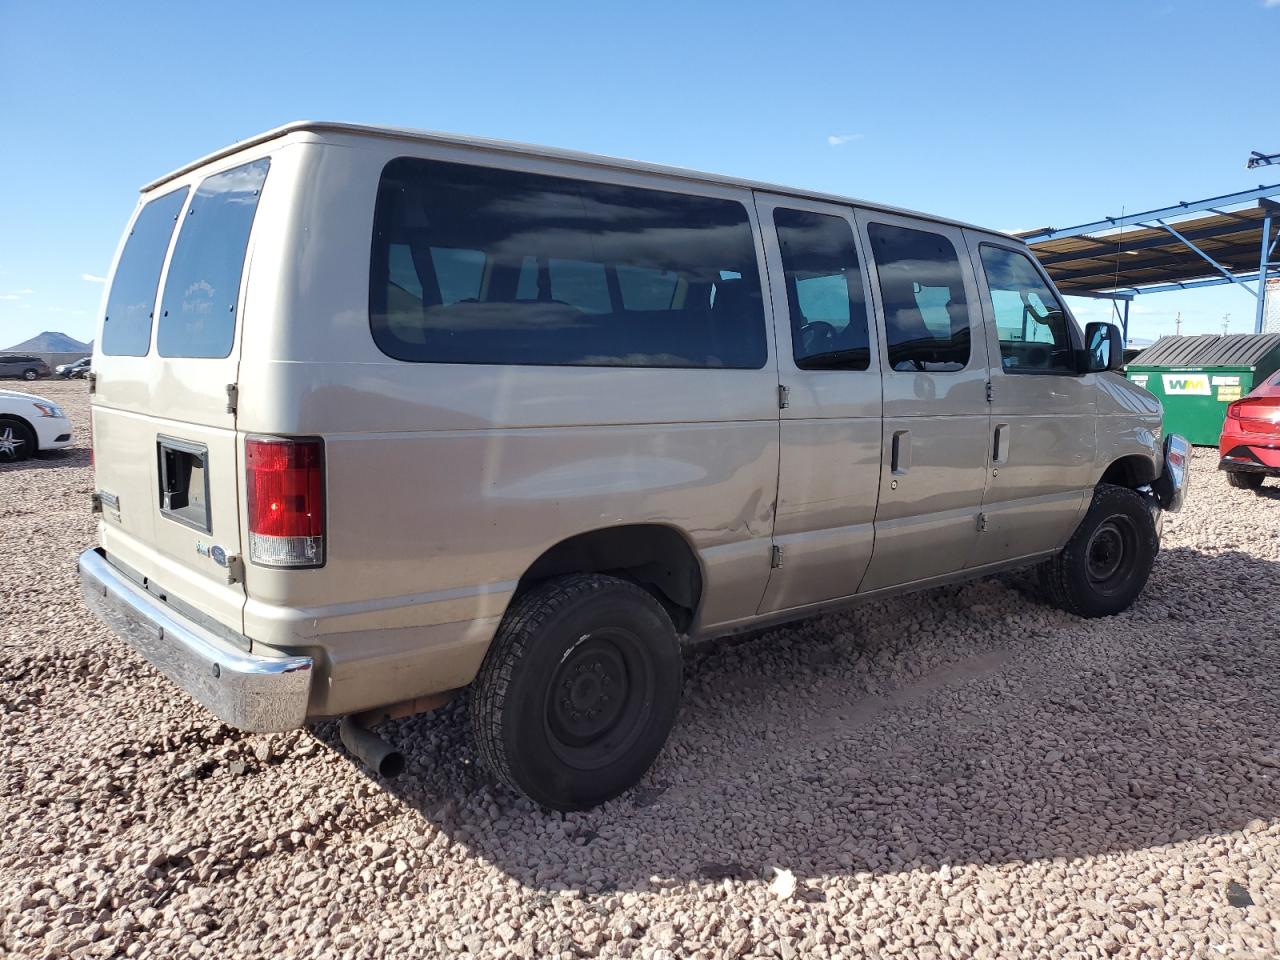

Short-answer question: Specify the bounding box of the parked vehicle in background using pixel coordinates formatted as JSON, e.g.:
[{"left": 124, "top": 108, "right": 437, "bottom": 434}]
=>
[
  {"left": 1219, "top": 369, "right": 1280, "bottom": 489},
  {"left": 0, "top": 390, "right": 72, "bottom": 462},
  {"left": 56, "top": 357, "right": 92, "bottom": 379},
  {"left": 0, "top": 355, "right": 51, "bottom": 381},
  {"left": 79, "top": 122, "right": 1190, "bottom": 811}
]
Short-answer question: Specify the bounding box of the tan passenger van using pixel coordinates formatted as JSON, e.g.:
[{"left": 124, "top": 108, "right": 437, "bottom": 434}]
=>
[{"left": 80, "top": 122, "right": 1189, "bottom": 810}]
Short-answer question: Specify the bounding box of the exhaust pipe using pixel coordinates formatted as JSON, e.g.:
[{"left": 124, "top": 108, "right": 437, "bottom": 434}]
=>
[{"left": 338, "top": 716, "right": 405, "bottom": 778}]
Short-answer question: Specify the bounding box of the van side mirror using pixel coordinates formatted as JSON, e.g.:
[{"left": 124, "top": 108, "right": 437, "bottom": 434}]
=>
[{"left": 1082, "top": 321, "right": 1125, "bottom": 373}]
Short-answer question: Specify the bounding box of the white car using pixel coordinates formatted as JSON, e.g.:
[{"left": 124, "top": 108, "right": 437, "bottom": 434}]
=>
[{"left": 0, "top": 390, "right": 73, "bottom": 462}]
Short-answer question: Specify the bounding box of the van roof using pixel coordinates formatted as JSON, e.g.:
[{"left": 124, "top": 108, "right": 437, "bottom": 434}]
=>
[{"left": 142, "top": 121, "right": 1010, "bottom": 239}]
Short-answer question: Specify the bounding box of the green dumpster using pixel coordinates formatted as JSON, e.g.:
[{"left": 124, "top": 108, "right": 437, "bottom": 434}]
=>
[{"left": 1125, "top": 334, "right": 1280, "bottom": 445}]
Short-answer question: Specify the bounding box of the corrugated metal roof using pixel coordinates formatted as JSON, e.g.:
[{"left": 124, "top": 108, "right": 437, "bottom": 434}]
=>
[
  {"left": 1129, "top": 333, "right": 1280, "bottom": 368},
  {"left": 1018, "top": 204, "right": 1274, "bottom": 295}
]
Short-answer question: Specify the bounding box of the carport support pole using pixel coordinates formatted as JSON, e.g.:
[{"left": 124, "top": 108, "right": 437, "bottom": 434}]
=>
[
  {"left": 1258, "top": 211, "right": 1273, "bottom": 334},
  {"left": 1123, "top": 299, "right": 1130, "bottom": 342}
]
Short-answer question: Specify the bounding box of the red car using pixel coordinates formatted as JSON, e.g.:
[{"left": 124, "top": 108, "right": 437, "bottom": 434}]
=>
[{"left": 1219, "top": 369, "right": 1280, "bottom": 490}]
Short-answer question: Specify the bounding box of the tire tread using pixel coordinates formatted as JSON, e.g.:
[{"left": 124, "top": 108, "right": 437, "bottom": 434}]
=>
[{"left": 470, "top": 574, "right": 673, "bottom": 801}]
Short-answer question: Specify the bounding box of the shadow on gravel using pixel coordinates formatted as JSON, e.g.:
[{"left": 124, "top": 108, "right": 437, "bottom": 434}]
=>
[
  {"left": 351, "top": 546, "right": 1280, "bottom": 893},
  {"left": 0, "top": 449, "right": 89, "bottom": 473}
]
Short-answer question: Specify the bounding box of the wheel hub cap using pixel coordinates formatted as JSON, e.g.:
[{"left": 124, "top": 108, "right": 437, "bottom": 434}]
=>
[{"left": 0, "top": 427, "right": 23, "bottom": 458}]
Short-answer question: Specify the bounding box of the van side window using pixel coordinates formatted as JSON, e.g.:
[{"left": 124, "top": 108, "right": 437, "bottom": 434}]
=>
[
  {"left": 157, "top": 158, "right": 270, "bottom": 359},
  {"left": 101, "top": 188, "right": 189, "bottom": 357},
  {"left": 867, "top": 223, "right": 971, "bottom": 373},
  {"left": 979, "top": 245, "right": 1076, "bottom": 374},
  {"left": 369, "top": 157, "right": 768, "bottom": 369},
  {"left": 772, "top": 208, "right": 871, "bottom": 370}
]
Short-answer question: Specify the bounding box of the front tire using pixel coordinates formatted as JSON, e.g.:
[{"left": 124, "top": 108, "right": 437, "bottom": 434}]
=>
[
  {"left": 471, "top": 574, "right": 683, "bottom": 811},
  {"left": 0, "top": 417, "right": 35, "bottom": 463},
  {"left": 1227, "top": 471, "right": 1264, "bottom": 490},
  {"left": 22, "top": 368, "right": 38, "bottom": 381},
  {"left": 1040, "top": 484, "right": 1158, "bottom": 618}
]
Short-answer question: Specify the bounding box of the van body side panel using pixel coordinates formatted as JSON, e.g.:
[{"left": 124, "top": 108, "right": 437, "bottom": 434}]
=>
[
  {"left": 753, "top": 194, "right": 883, "bottom": 613},
  {"left": 963, "top": 231, "right": 1097, "bottom": 563},
  {"left": 1093, "top": 372, "right": 1164, "bottom": 487},
  {"left": 854, "top": 211, "right": 992, "bottom": 592},
  {"left": 236, "top": 142, "right": 780, "bottom": 716}
]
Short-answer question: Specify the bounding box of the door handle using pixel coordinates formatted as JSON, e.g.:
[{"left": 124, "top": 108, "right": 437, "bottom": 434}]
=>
[
  {"left": 993, "top": 423, "right": 1010, "bottom": 464},
  {"left": 891, "top": 430, "right": 911, "bottom": 475}
]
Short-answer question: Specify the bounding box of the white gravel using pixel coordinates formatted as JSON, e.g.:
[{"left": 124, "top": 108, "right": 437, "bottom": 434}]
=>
[{"left": 2, "top": 378, "right": 1279, "bottom": 959}]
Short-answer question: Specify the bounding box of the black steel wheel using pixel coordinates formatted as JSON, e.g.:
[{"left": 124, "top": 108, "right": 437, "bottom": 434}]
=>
[
  {"left": 471, "top": 574, "right": 682, "bottom": 811},
  {"left": 1040, "top": 484, "right": 1158, "bottom": 618}
]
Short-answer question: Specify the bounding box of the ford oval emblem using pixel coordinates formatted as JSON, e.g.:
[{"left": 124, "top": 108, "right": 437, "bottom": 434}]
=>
[{"left": 210, "top": 545, "right": 228, "bottom": 567}]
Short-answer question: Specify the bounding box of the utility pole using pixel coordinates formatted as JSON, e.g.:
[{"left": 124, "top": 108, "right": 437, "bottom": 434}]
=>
[
  {"left": 1174, "top": 312, "right": 1182, "bottom": 336},
  {"left": 1222, "top": 313, "right": 1230, "bottom": 336}
]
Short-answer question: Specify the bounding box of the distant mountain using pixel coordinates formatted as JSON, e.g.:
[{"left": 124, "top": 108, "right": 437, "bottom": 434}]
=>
[{"left": 3, "top": 331, "right": 92, "bottom": 353}]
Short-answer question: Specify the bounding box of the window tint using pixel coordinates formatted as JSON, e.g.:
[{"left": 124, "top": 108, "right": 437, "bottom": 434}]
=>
[
  {"left": 101, "top": 188, "right": 188, "bottom": 356},
  {"left": 616, "top": 265, "right": 678, "bottom": 310},
  {"left": 867, "top": 223, "right": 971, "bottom": 372},
  {"left": 156, "top": 158, "right": 270, "bottom": 359},
  {"left": 979, "top": 245, "right": 1076, "bottom": 374},
  {"left": 369, "top": 157, "right": 768, "bottom": 368},
  {"left": 772, "top": 208, "right": 871, "bottom": 370}
]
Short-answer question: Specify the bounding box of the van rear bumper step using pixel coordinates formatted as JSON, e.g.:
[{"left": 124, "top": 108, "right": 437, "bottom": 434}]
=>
[{"left": 77, "top": 548, "right": 313, "bottom": 732}]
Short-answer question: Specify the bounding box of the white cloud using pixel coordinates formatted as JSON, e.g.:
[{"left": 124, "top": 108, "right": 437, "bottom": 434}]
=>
[
  {"left": 14, "top": 288, "right": 33, "bottom": 294},
  {"left": 0, "top": 294, "right": 19, "bottom": 301},
  {"left": 827, "top": 133, "right": 864, "bottom": 147},
  {"left": 81, "top": 273, "right": 107, "bottom": 284},
  {"left": 1266, "top": 0, "right": 1280, "bottom": 8}
]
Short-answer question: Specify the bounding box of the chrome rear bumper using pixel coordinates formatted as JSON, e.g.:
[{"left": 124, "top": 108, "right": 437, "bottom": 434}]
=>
[{"left": 78, "top": 548, "right": 313, "bottom": 732}]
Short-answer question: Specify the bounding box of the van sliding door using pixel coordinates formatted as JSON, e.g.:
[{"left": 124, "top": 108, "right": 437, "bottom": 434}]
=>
[{"left": 754, "top": 193, "right": 882, "bottom": 614}]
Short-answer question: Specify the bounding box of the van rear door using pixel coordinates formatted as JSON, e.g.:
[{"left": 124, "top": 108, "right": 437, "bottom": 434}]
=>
[{"left": 91, "top": 158, "right": 271, "bottom": 637}]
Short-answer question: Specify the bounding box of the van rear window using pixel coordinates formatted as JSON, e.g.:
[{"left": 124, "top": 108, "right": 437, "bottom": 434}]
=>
[
  {"left": 101, "top": 188, "right": 188, "bottom": 356},
  {"left": 157, "top": 159, "right": 269, "bottom": 359},
  {"left": 369, "top": 157, "right": 768, "bottom": 369}
]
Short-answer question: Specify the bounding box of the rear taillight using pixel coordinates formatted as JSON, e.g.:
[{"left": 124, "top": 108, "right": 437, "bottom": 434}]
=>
[
  {"left": 1230, "top": 398, "right": 1280, "bottom": 435},
  {"left": 245, "top": 437, "right": 325, "bottom": 568}
]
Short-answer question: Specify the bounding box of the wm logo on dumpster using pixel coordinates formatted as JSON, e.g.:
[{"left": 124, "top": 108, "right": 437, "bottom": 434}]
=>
[{"left": 1161, "top": 374, "right": 1211, "bottom": 396}]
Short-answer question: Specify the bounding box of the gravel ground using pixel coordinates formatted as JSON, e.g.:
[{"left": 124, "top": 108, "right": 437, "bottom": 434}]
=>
[{"left": 2, "top": 378, "right": 1279, "bottom": 960}]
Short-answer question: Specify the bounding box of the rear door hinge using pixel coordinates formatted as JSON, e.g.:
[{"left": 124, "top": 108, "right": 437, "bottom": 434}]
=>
[
  {"left": 90, "top": 492, "right": 102, "bottom": 514},
  {"left": 225, "top": 383, "right": 239, "bottom": 415},
  {"left": 777, "top": 384, "right": 790, "bottom": 410},
  {"left": 977, "top": 512, "right": 989, "bottom": 532},
  {"left": 87, "top": 371, "right": 97, "bottom": 395},
  {"left": 224, "top": 554, "right": 245, "bottom": 585},
  {"left": 770, "top": 545, "right": 784, "bottom": 568},
  {"left": 985, "top": 380, "right": 994, "bottom": 402}
]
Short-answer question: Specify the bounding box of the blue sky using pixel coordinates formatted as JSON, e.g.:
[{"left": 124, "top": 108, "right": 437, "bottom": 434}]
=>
[{"left": 2, "top": 0, "right": 1277, "bottom": 348}]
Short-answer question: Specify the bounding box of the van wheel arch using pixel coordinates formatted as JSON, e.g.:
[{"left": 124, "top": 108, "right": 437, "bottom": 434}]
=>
[
  {"left": 1098, "top": 454, "right": 1158, "bottom": 489},
  {"left": 513, "top": 524, "right": 703, "bottom": 634}
]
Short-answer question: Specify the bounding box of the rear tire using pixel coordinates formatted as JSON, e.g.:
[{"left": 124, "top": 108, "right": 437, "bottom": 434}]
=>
[
  {"left": 1040, "top": 484, "right": 1158, "bottom": 619},
  {"left": 1227, "top": 471, "right": 1264, "bottom": 490},
  {"left": 0, "top": 417, "right": 35, "bottom": 463},
  {"left": 470, "top": 574, "right": 683, "bottom": 811}
]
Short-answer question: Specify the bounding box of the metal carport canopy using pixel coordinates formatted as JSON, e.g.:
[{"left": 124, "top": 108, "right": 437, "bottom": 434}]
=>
[{"left": 1015, "top": 184, "right": 1280, "bottom": 335}]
